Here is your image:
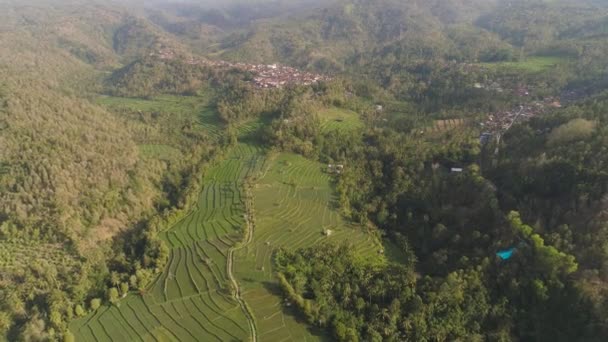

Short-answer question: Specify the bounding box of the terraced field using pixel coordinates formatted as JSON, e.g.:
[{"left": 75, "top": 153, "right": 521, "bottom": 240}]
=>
[
  {"left": 71, "top": 144, "right": 266, "bottom": 342},
  {"left": 235, "top": 153, "right": 383, "bottom": 341},
  {"left": 97, "top": 94, "right": 223, "bottom": 141},
  {"left": 71, "top": 106, "right": 381, "bottom": 341},
  {"left": 431, "top": 118, "right": 466, "bottom": 133}
]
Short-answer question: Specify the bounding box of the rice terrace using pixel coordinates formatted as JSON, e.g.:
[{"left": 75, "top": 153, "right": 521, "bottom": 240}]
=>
[{"left": 70, "top": 106, "right": 384, "bottom": 341}]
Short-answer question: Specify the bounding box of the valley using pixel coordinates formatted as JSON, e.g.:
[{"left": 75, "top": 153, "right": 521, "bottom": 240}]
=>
[{"left": 3, "top": 1, "right": 608, "bottom": 341}]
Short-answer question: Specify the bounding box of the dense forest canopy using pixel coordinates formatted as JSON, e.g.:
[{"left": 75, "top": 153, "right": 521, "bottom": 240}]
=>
[{"left": 1, "top": 0, "right": 608, "bottom": 341}]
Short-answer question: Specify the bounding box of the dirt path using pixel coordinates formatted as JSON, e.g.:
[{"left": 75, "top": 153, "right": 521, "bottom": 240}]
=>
[{"left": 227, "top": 179, "right": 257, "bottom": 342}]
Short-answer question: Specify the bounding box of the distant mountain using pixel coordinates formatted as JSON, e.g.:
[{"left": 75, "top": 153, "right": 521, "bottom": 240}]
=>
[{"left": 215, "top": 0, "right": 506, "bottom": 71}]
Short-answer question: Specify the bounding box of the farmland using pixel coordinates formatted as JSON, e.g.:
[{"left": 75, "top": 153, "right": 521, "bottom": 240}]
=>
[
  {"left": 71, "top": 142, "right": 383, "bottom": 341},
  {"left": 480, "top": 56, "right": 571, "bottom": 73},
  {"left": 431, "top": 118, "right": 466, "bottom": 133},
  {"left": 97, "top": 94, "right": 223, "bottom": 141},
  {"left": 97, "top": 95, "right": 204, "bottom": 115},
  {"left": 319, "top": 107, "right": 363, "bottom": 133},
  {"left": 71, "top": 144, "right": 266, "bottom": 342},
  {"left": 234, "top": 153, "right": 384, "bottom": 341},
  {"left": 69, "top": 99, "right": 380, "bottom": 341}
]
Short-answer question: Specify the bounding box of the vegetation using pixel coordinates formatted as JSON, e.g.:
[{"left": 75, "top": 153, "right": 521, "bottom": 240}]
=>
[
  {"left": 71, "top": 144, "right": 264, "bottom": 342},
  {"left": 3, "top": 0, "right": 608, "bottom": 341},
  {"left": 235, "top": 152, "right": 382, "bottom": 341}
]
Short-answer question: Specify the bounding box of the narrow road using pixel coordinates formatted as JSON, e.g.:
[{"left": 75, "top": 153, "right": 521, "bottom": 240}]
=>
[
  {"left": 495, "top": 105, "right": 524, "bottom": 155},
  {"left": 227, "top": 180, "right": 258, "bottom": 342}
]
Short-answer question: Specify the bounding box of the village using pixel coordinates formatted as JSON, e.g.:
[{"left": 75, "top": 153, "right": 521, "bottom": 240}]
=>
[
  {"left": 479, "top": 82, "right": 563, "bottom": 142},
  {"left": 152, "top": 48, "right": 330, "bottom": 88},
  {"left": 481, "top": 97, "right": 562, "bottom": 134}
]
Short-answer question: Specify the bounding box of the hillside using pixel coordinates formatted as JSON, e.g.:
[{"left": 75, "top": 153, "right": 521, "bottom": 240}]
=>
[
  {"left": 216, "top": 0, "right": 505, "bottom": 71},
  {"left": 2, "top": 0, "right": 608, "bottom": 341},
  {"left": 0, "top": 3, "right": 217, "bottom": 341}
]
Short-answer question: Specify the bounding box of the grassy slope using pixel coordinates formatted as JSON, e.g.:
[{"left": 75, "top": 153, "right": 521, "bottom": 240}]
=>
[
  {"left": 235, "top": 153, "right": 383, "bottom": 341},
  {"left": 319, "top": 107, "right": 363, "bottom": 133},
  {"left": 97, "top": 95, "right": 221, "bottom": 130},
  {"left": 98, "top": 94, "right": 223, "bottom": 143},
  {"left": 480, "top": 56, "right": 571, "bottom": 73}
]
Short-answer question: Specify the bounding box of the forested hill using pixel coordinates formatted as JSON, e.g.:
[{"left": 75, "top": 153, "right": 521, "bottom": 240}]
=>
[
  {"left": 217, "top": 0, "right": 505, "bottom": 71},
  {"left": 0, "top": 3, "right": 213, "bottom": 340},
  {"left": 213, "top": 0, "right": 608, "bottom": 77}
]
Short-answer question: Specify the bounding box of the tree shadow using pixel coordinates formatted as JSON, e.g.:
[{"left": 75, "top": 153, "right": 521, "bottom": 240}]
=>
[{"left": 260, "top": 281, "right": 332, "bottom": 341}]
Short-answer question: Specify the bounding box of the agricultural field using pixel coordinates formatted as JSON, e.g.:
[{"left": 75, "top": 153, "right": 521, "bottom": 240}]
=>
[
  {"left": 234, "top": 153, "right": 384, "bottom": 341},
  {"left": 97, "top": 94, "right": 224, "bottom": 140},
  {"left": 70, "top": 144, "right": 266, "bottom": 342},
  {"left": 319, "top": 107, "right": 363, "bottom": 133},
  {"left": 70, "top": 123, "right": 381, "bottom": 341},
  {"left": 97, "top": 95, "right": 204, "bottom": 115},
  {"left": 431, "top": 118, "right": 466, "bottom": 133},
  {"left": 481, "top": 56, "right": 571, "bottom": 73}
]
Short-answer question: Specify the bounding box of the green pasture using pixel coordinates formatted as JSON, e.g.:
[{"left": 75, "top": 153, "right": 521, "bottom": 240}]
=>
[
  {"left": 481, "top": 56, "right": 570, "bottom": 73},
  {"left": 319, "top": 107, "right": 363, "bottom": 133}
]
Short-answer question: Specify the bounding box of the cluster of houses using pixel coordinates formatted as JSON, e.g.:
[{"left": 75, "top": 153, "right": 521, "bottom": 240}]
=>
[
  {"left": 474, "top": 81, "right": 531, "bottom": 96},
  {"left": 481, "top": 93, "right": 562, "bottom": 136},
  {"left": 247, "top": 64, "right": 329, "bottom": 88},
  {"left": 150, "top": 48, "right": 176, "bottom": 60},
  {"left": 150, "top": 48, "right": 330, "bottom": 88},
  {"left": 481, "top": 105, "right": 532, "bottom": 133}
]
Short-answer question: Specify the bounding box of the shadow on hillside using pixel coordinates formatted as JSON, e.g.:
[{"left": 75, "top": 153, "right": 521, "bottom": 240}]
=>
[{"left": 261, "top": 281, "right": 332, "bottom": 341}]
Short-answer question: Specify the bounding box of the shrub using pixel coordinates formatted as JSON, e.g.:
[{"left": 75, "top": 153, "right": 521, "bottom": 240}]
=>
[{"left": 547, "top": 119, "right": 596, "bottom": 146}]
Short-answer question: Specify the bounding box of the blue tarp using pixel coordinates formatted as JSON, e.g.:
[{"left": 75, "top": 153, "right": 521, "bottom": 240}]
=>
[{"left": 497, "top": 248, "right": 515, "bottom": 260}]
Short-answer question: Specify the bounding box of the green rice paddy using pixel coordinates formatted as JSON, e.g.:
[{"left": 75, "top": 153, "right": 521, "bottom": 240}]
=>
[
  {"left": 235, "top": 153, "right": 383, "bottom": 341},
  {"left": 71, "top": 102, "right": 381, "bottom": 341},
  {"left": 71, "top": 144, "right": 266, "bottom": 342}
]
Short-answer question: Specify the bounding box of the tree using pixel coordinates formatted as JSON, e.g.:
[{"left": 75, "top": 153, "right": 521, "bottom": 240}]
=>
[
  {"left": 120, "top": 282, "right": 129, "bottom": 297},
  {"left": 547, "top": 119, "right": 596, "bottom": 146},
  {"left": 110, "top": 271, "right": 120, "bottom": 287},
  {"left": 90, "top": 298, "right": 101, "bottom": 311},
  {"left": 64, "top": 330, "right": 75, "bottom": 342},
  {"left": 19, "top": 315, "right": 48, "bottom": 342},
  {"left": 0, "top": 311, "right": 11, "bottom": 335},
  {"left": 107, "top": 288, "right": 119, "bottom": 304},
  {"left": 135, "top": 269, "right": 153, "bottom": 291},
  {"left": 49, "top": 310, "right": 64, "bottom": 330},
  {"left": 74, "top": 305, "right": 85, "bottom": 317}
]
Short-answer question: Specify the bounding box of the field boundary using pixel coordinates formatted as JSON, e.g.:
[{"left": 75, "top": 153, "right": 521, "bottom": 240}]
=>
[{"left": 227, "top": 177, "right": 258, "bottom": 342}]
